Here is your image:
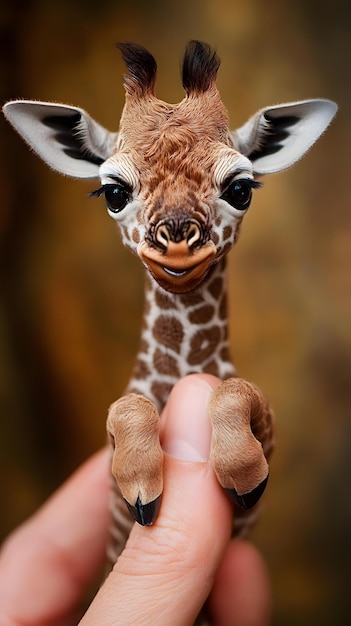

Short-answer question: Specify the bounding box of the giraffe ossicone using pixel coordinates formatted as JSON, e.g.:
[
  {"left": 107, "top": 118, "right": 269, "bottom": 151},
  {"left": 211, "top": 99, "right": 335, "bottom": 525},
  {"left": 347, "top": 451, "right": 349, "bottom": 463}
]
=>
[{"left": 3, "top": 41, "right": 337, "bottom": 564}]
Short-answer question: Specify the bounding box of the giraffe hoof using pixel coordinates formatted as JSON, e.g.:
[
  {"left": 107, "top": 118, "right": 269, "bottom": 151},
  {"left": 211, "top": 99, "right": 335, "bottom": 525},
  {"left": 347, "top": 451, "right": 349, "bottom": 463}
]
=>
[
  {"left": 124, "top": 494, "right": 162, "bottom": 526},
  {"left": 225, "top": 475, "right": 269, "bottom": 510}
]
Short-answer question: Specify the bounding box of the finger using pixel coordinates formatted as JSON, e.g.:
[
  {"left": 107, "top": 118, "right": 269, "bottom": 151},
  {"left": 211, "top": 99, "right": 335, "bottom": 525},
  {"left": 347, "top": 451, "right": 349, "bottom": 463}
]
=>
[
  {"left": 79, "top": 374, "right": 234, "bottom": 626},
  {"left": 0, "top": 448, "right": 110, "bottom": 626},
  {"left": 208, "top": 540, "right": 272, "bottom": 626}
]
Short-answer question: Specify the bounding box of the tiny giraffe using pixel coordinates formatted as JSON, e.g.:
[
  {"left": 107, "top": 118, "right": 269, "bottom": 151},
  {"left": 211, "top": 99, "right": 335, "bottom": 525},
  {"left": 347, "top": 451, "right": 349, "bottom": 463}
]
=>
[{"left": 4, "top": 40, "right": 336, "bottom": 619}]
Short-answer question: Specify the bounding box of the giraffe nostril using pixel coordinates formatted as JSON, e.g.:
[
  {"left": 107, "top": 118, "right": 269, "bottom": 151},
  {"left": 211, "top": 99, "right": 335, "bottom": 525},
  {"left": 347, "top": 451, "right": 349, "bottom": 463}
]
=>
[
  {"left": 154, "top": 219, "right": 203, "bottom": 251},
  {"left": 156, "top": 224, "right": 170, "bottom": 248},
  {"left": 186, "top": 223, "right": 201, "bottom": 248}
]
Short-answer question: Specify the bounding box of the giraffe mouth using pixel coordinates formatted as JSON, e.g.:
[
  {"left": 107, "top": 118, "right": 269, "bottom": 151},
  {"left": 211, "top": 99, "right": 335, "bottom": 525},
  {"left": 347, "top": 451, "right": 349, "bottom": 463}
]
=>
[
  {"left": 163, "top": 267, "right": 188, "bottom": 278},
  {"left": 138, "top": 241, "right": 217, "bottom": 293}
]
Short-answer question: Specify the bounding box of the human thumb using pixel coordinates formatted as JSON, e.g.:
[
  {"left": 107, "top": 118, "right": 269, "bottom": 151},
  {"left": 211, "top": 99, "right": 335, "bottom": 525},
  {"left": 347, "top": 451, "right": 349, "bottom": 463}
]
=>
[{"left": 79, "top": 374, "right": 233, "bottom": 626}]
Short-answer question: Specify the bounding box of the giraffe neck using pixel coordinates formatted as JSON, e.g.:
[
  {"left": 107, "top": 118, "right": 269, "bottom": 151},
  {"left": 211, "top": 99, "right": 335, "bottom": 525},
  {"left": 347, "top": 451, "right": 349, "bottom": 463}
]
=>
[{"left": 127, "top": 259, "right": 235, "bottom": 412}]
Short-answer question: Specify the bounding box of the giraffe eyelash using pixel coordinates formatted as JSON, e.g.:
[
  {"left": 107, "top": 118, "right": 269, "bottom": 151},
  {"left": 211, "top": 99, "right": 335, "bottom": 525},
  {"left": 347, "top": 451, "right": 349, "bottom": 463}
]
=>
[
  {"left": 89, "top": 176, "right": 132, "bottom": 199},
  {"left": 221, "top": 177, "right": 263, "bottom": 194},
  {"left": 89, "top": 186, "right": 106, "bottom": 199},
  {"left": 89, "top": 177, "right": 262, "bottom": 200}
]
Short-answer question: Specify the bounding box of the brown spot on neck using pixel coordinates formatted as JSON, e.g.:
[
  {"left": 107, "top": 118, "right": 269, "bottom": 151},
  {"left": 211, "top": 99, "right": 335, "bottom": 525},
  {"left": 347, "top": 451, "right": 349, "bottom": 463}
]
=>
[
  {"left": 219, "top": 292, "right": 228, "bottom": 320},
  {"left": 188, "top": 326, "right": 221, "bottom": 365},
  {"left": 153, "top": 348, "right": 180, "bottom": 377},
  {"left": 155, "top": 289, "right": 174, "bottom": 310},
  {"left": 132, "top": 358, "right": 151, "bottom": 380},
  {"left": 179, "top": 290, "right": 204, "bottom": 307},
  {"left": 151, "top": 381, "right": 174, "bottom": 408},
  {"left": 153, "top": 315, "right": 184, "bottom": 354},
  {"left": 188, "top": 304, "right": 215, "bottom": 324},
  {"left": 208, "top": 276, "right": 224, "bottom": 299},
  {"left": 204, "top": 359, "right": 220, "bottom": 376}
]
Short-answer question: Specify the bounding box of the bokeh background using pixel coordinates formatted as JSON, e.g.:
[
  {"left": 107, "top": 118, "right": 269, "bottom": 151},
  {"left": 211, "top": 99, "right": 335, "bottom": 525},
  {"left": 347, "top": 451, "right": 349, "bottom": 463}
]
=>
[{"left": 0, "top": 0, "right": 350, "bottom": 623}]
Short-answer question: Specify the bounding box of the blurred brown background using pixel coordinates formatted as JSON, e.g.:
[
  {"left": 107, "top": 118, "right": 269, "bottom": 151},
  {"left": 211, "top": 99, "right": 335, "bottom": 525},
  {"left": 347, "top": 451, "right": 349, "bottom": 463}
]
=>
[{"left": 0, "top": 0, "right": 350, "bottom": 623}]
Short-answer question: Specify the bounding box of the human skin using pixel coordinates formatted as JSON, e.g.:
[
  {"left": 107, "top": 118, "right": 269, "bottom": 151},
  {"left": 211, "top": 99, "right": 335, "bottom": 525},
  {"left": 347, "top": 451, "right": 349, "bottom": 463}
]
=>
[{"left": 0, "top": 374, "right": 271, "bottom": 626}]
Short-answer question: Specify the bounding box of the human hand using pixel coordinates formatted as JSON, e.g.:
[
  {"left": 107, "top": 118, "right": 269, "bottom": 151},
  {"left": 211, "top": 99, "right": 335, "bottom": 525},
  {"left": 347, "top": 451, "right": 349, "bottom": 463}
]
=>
[{"left": 0, "top": 374, "right": 271, "bottom": 626}]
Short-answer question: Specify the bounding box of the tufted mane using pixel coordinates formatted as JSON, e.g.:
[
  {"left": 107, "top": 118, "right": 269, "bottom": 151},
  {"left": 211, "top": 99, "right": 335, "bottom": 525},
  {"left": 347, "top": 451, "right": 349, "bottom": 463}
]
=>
[
  {"left": 182, "top": 40, "right": 221, "bottom": 95},
  {"left": 117, "top": 42, "right": 157, "bottom": 95},
  {"left": 117, "top": 40, "right": 220, "bottom": 98}
]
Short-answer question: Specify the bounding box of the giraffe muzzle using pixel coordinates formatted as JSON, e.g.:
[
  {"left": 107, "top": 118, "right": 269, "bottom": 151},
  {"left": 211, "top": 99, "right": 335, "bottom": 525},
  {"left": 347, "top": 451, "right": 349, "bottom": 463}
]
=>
[
  {"left": 138, "top": 239, "right": 217, "bottom": 293},
  {"left": 155, "top": 219, "right": 202, "bottom": 249}
]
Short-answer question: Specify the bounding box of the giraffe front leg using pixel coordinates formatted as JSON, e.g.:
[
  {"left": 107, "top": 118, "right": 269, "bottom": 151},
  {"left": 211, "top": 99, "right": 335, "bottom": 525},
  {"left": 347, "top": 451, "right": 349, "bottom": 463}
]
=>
[
  {"left": 209, "top": 378, "right": 274, "bottom": 510},
  {"left": 107, "top": 393, "right": 164, "bottom": 526}
]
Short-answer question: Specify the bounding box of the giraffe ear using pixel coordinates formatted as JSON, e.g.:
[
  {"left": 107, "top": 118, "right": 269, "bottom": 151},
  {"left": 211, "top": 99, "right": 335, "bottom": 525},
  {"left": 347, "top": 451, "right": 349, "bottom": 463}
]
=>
[
  {"left": 3, "top": 100, "right": 118, "bottom": 178},
  {"left": 231, "top": 99, "right": 337, "bottom": 175}
]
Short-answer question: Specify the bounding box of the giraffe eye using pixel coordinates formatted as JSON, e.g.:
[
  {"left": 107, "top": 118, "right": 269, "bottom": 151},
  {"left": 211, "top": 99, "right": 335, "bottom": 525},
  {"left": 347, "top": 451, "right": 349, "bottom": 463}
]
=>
[
  {"left": 221, "top": 179, "right": 260, "bottom": 211},
  {"left": 90, "top": 180, "right": 132, "bottom": 214},
  {"left": 104, "top": 183, "right": 131, "bottom": 213}
]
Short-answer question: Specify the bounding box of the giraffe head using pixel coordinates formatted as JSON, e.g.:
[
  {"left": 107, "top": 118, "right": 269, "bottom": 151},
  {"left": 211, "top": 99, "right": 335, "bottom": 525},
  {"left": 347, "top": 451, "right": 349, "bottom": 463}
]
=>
[{"left": 3, "top": 41, "right": 337, "bottom": 294}]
